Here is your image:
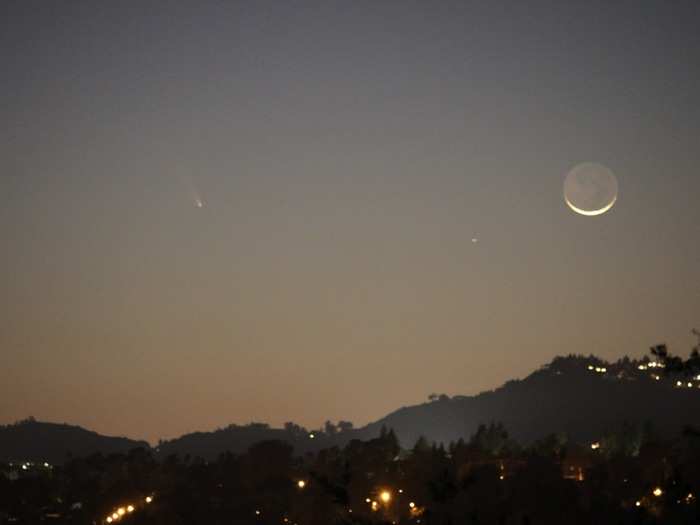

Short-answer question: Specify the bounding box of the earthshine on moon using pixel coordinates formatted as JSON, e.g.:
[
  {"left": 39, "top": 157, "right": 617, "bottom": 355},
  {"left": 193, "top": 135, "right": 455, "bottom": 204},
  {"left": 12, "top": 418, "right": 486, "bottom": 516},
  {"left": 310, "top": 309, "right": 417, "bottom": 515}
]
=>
[{"left": 563, "top": 163, "right": 618, "bottom": 216}]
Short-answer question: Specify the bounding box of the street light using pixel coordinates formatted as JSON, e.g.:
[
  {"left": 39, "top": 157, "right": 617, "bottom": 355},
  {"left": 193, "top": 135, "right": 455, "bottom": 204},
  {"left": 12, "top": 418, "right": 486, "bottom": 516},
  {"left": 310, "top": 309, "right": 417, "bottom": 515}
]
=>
[
  {"left": 380, "top": 490, "right": 391, "bottom": 504},
  {"left": 297, "top": 480, "right": 306, "bottom": 489}
]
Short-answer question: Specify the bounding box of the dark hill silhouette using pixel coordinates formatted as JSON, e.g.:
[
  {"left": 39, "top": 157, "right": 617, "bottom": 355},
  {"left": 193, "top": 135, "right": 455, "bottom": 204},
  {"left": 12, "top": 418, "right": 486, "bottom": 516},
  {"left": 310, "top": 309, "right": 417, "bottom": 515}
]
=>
[
  {"left": 4, "top": 353, "right": 700, "bottom": 461},
  {"left": 0, "top": 418, "right": 148, "bottom": 464},
  {"left": 358, "top": 354, "right": 700, "bottom": 448},
  {"left": 156, "top": 354, "right": 700, "bottom": 458}
]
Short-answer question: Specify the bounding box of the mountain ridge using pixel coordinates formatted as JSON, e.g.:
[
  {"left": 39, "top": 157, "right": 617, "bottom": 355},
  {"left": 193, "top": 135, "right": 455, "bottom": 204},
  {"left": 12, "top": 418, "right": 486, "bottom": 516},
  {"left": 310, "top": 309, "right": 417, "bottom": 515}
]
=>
[{"left": 4, "top": 353, "right": 699, "bottom": 462}]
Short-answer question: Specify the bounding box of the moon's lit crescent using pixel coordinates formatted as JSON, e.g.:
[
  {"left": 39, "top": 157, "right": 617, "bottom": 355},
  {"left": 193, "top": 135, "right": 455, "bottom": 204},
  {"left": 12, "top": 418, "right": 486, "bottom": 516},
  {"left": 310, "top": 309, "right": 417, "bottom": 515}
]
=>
[
  {"left": 563, "top": 162, "right": 618, "bottom": 217},
  {"left": 565, "top": 193, "right": 617, "bottom": 216}
]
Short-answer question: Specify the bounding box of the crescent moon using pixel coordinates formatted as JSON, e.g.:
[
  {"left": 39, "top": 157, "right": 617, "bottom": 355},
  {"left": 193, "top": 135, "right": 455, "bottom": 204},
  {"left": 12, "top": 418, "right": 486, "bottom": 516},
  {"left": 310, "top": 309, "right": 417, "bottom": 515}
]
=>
[{"left": 565, "top": 193, "right": 617, "bottom": 216}]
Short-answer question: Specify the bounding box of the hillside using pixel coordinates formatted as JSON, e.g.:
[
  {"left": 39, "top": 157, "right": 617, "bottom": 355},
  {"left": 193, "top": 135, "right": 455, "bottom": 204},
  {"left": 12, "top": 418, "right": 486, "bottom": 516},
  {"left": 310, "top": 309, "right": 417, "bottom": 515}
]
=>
[
  {"left": 4, "top": 355, "right": 700, "bottom": 461},
  {"left": 0, "top": 419, "right": 149, "bottom": 464},
  {"left": 362, "top": 355, "right": 700, "bottom": 447}
]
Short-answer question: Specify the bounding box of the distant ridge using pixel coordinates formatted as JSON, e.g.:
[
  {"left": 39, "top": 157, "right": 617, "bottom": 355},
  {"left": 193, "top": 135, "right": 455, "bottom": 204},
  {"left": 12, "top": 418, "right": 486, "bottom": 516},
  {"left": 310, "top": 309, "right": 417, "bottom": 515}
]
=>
[
  {"left": 4, "top": 355, "right": 700, "bottom": 461},
  {"left": 0, "top": 419, "right": 148, "bottom": 464}
]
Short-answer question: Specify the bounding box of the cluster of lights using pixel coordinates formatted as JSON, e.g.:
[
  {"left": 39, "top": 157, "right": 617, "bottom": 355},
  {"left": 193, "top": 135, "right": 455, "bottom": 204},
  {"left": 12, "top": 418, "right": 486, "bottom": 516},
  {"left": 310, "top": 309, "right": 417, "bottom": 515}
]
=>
[
  {"left": 17, "top": 461, "right": 51, "bottom": 471},
  {"left": 639, "top": 361, "right": 664, "bottom": 371},
  {"left": 676, "top": 380, "right": 696, "bottom": 388},
  {"left": 587, "top": 365, "right": 607, "bottom": 373},
  {"left": 104, "top": 496, "right": 152, "bottom": 523}
]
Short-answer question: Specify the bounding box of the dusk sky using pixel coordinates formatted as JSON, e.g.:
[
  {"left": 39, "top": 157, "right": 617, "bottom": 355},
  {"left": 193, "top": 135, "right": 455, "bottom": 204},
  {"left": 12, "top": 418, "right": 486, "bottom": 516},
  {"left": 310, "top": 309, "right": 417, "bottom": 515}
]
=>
[{"left": 2, "top": 1, "right": 699, "bottom": 443}]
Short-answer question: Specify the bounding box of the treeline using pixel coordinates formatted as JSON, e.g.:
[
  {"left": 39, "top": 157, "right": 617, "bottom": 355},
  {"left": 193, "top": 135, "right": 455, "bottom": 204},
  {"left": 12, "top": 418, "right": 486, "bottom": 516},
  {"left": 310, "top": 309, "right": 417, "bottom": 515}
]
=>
[{"left": 2, "top": 422, "right": 700, "bottom": 524}]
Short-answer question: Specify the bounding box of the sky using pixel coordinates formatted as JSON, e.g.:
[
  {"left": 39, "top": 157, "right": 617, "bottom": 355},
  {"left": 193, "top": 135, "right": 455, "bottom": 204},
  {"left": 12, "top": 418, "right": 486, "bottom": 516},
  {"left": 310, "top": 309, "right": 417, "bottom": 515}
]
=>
[{"left": 1, "top": 1, "right": 699, "bottom": 444}]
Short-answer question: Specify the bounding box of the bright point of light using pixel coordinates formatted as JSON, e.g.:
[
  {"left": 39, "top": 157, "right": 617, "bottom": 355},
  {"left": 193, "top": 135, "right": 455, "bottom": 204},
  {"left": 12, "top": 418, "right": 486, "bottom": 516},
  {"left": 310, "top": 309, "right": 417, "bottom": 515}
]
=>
[
  {"left": 499, "top": 474, "right": 505, "bottom": 480},
  {"left": 398, "top": 489, "right": 403, "bottom": 494},
  {"left": 297, "top": 480, "right": 306, "bottom": 489},
  {"left": 365, "top": 498, "right": 371, "bottom": 503},
  {"left": 255, "top": 510, "right": 261, "bottom": 515},
  {"left": 653, "top": 487, "right": 663, "bottom": 497},
  {"left": 43, "top": 462, "right": 49, "bottom": 467},
  {"left": 635, "top": 501, "right": 641, "bottom": 507},
  {"left": 677, "top": 381, "right": 683, "bottom": 387},
  {"left": 409, "top": 502, "right": 416, "bottom": 509},
  {"left": 106, "top": 518, "right": 113, "bottom": 523},
  {"left": 111, "top": 513, "right": 119, "bottom": 520},
  {"left": 380, "top": 490, "right": 391, "bottom": 503},
  {"left": 309, "top": 433, "right": 315, "bottom": 439},
  {"left": 688, "top": 382, "right": 693, "bottom": 388},
  {"left": 471, "top": 238, "right": 478, "bottom": 243},
  {"left": 117, "top": 508, "right": 125, "bottom": 516},
  {"left": 126, "top": 505, "right": 134, "bottom": 513},
  {"left": 588, "top": 365, "right": 594, "bottom": 370},
  {"left": 590, "top": 442, "right": 600, "bottom": 450},
  {"left": 145, "top": 496, "right": 153, "bottom": 503},
  {"left": 21, "top": 464, "right": 27, "bottom": 470}
]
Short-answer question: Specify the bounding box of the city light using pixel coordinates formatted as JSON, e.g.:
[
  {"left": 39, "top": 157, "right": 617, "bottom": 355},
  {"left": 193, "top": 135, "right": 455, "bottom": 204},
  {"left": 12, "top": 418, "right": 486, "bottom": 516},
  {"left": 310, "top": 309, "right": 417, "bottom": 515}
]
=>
[
  {"left": 409, "top": 502, "right": 416, "bottom": 509},
  {"left": 106, "top": 518, "right": 113, "bottom": 523},
  {"left": 380, "top": 490, "right": 392, "bottom": 503},
  {"left": 635, "top": 501, "right": 641, "bottom": 507},
  {"left": 126, "top": 505, "right": 134, "bottom": 513},
  {"left": 653, "top": 487, "right": 663, "bottom": 497},
  {"left": 145, "top": 496, "right": 153, "bottom": 504},
  {"left": 117, "top": 508, "right": 125, "bottom": 516},
  {"left": 590, "top": 442, "right": 600, "bottom": 450},
  {"left": 297, "top": 480, "right": 306, "bottom": 489}
]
